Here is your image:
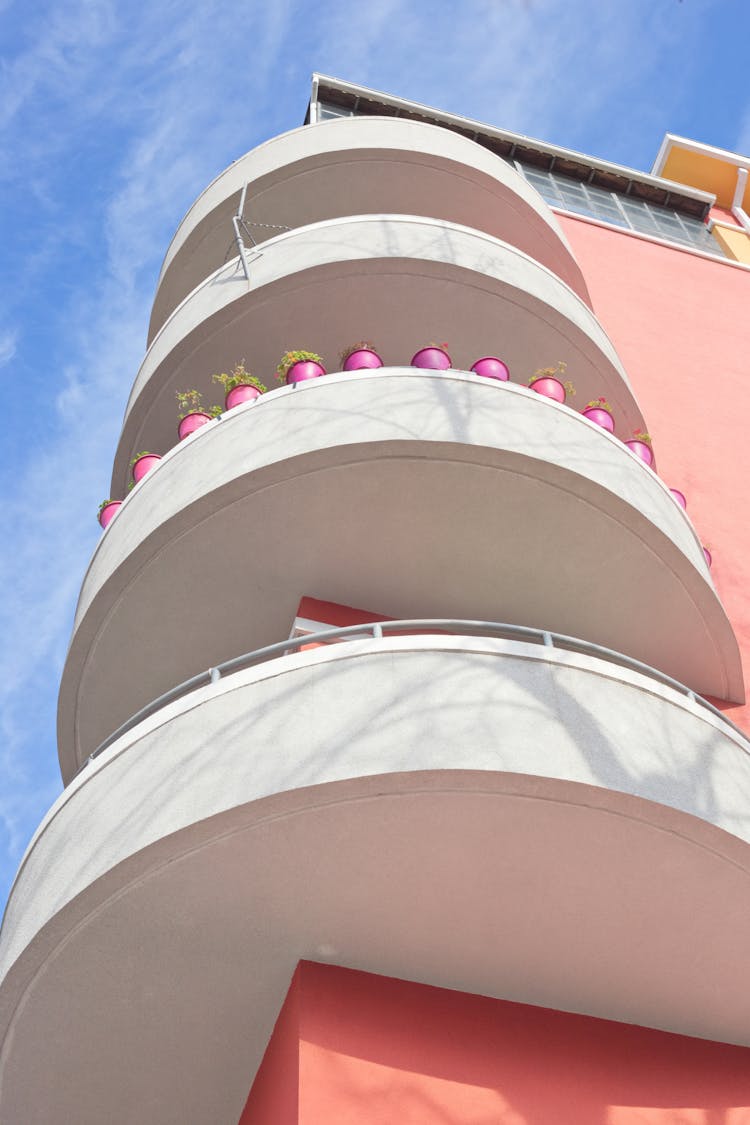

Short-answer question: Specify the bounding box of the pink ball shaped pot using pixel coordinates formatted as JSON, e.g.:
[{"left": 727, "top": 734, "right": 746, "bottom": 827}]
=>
[
  {"left": 132, "top": 453, "right": 162, "bottom": 483},
  {"left": 530, "top": 376, "right": 566, "bottom": 403},
  {"left": 582, "top": 406, "right": 615, "bottom": 432},
  {"left": 98, "top": 501, "right": 121, "bottom": 530},
  {"left": 703, "top": 546, "right": 712, "bottom": 568},
  {"left": 225, "top": 384, "right": 261, "bottom": 410},
  {"left": 343, "top": 348, "right": 383, "bottom": 371},
  {"left": 471, "top": 356, "right": 509, "bottom": 381},
  {"left": 669, "top": 488, "right": 687, "bottom": 509},
  {"left": 287, "top": 361, "right": 326, "bottom": 384},
  {"left": 411, "top": 347, "right": 451, "bottom": 370},
  {"left": 178, "top": 412, "right": 213, "bottom": 440},
  {"left": 624, "top": 439, "right": 654, "bottom": 466}
]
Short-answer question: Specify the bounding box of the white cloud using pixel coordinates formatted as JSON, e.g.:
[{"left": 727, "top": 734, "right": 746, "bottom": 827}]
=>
[
  {"left": 0, "top": 330, "right": 17, "bottom": 367},
  {"left": 0, "top": 0, "right": 729, "bottom": 901},
  {"left": 0, "top": 0, "right": 300, "bottom": 895}
]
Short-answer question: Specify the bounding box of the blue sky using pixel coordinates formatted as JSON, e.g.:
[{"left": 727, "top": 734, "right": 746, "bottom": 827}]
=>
[{"left": 1, "top": 0, "right": 749, "bottom": 911}]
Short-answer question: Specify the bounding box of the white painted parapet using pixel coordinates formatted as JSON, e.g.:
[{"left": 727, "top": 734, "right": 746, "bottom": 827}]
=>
[
  {"left": 60, "top": 371, "right": 741, "bottom": 779},
  {"left": 149, "top": 116, "right": 590, "bottom": 339},
  {"left": 7, "top": 635, "right": 750, "bottom": 1123}
]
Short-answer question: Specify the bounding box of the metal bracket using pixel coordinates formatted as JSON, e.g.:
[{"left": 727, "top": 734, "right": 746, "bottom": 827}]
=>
[{"left": 233, "top": 183, "right": 291, "bottom": 282}]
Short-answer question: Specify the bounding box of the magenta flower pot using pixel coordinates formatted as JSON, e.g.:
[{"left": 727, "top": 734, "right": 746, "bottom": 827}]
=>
[
  {"left": 669, "top": 488, "right": 687, "bottom": 509},
  {"left": 287, "top": 361, "right": 326, "bottom": 384},
  {"left": 703, "top": 546, "right": 713, "bottom": 568},
  {"left": 98, "top": 501, "right": 121, "bottom": 530},
  {"left": 470, "top": 356, "right": 509, "bottom": 381},
  {"left": 343, "top": 349, "right": 383, "bottom": 371},
  {"left": 582, "top": 406, "right": 615, "bottom": 432},
  {"left": 132, "top": 453, "right": 162, "bottom": 483},
  {"left": 178, "top": 411, "right": 213, "bottom": 440},
  {"left": 624, "top": 439, "right": 654, "bottom": 466},
  {"left": 411, "top": 347, "right": 451, "bottom": 370},
  {"left": 530, "top": 376, "right": 566, "bottom": 403},
  {"left": 225, "top": 384, "right": 261, "bottom": 410}
]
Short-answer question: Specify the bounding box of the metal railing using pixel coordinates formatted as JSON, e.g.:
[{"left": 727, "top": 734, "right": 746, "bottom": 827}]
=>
[{"left": 75, "top": 619, "right": 748, "bottom": 776}]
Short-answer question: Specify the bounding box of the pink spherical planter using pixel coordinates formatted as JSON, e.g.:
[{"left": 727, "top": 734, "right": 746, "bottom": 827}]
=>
[
  {"left": 669, "top": 488, "right": 687, "bottom": 510},
  {"left": 178, "top": 412, "right": 213, "bottom": 440},
  {"left": 582, "top": 407, "right": 615, "bottom": 432},
  {"left": 703, "top": 546, "right": 713, "bottom": 568},
  {"left": 624, "top": 439, "right": 654, "bottom": 466},
  {"left": 471, "top": 356, "right": 509, "bottom": 381},
  {"left": 98, "top": 501, "right": 121, "bottom": 530},
  {"left": 411, "top": 347, "right": 451, "bottom": 370},
  {"left": 343, "top": 349, "right": 383, "bottom": 371},
  {"left": 132, "top": 453, "right": 161, "bottom": 483},
  {"left": 530, "top": 376, "right": 566, "bottom": 403},
  {"left": 225, "top": 384, "right": 261, "bottom": 410},
  {"left": 287, "top": 361, "right": 326, "bottom": 384}
]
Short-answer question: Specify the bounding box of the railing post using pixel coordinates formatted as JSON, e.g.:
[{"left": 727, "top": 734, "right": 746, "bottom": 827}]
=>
[
  {"left": 542, "top": 631, "right": 553, "bottom": 647},
  {"left": 372, "top": 622, "right": 383, "bottom": 639},
  {"left": 209, "top": 667, "right": 221, "bottom": 684}
]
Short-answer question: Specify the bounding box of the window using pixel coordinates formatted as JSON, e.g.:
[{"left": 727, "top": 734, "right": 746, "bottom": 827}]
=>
[{"left": 518, "top": 163, "right": 724, "bottom": 259}]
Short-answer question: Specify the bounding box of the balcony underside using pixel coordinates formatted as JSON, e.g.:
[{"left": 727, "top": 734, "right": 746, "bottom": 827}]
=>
[
  {"left": 8, "top": 637, "right": 750, "bottom": 1123},
  {"left": 149, "top": 115, "right": 590, "bottom": 340},
  {"left": 63, "top": 371, "right": 741, "bottom": 779},
  {"left": 119, "top": 214, "right": 641, "bottom": 484}
]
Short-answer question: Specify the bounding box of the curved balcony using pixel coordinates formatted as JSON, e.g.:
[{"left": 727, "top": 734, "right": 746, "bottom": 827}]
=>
[
  {"left": 62, "top": 370, "right": 741, "bottom": 780},
  {"left": 148, "top": 116, "right": 591, "bottom": 341},
  {"left": 7, "top": 633, "right": 750, "bottom": 1123},
  {"left": 116, "top": 214, "right": 641, "bottom": 486}
]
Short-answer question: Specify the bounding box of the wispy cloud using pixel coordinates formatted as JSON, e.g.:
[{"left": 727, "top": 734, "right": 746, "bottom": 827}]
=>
[
  {"left": 0, "top": 0, "right": 737, "bottom": 907},
  {"left": 0, "top": 0, "right": 299, "bottom": 895},
  {"left": 0, "top": 330, "right": 17, "bottom": 367}
]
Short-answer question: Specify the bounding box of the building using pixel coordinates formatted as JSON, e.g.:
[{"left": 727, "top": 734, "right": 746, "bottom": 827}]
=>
[{"left": 1, "top": 72, "right": 750, "bottom": 1122}]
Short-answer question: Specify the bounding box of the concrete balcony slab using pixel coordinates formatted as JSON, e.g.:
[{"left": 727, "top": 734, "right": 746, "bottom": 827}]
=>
[
  {"left": 7, "top": 636, "right": 750, "bottom": 1123},
  {"left": 149, "top": 116, "right": 590, "bottom": 340},
  {"left": 61, "top": 371, "right": 742, "bottom": 779}
]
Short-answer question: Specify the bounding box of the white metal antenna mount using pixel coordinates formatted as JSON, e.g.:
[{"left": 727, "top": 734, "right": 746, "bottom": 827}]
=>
[{"left": 233, "top": 182, "right": 290, "bottom": 281}]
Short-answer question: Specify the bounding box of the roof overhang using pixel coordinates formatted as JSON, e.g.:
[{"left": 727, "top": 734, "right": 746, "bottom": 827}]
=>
[{"left": 309, "top": 74, "right": 715, "bottom": 221}]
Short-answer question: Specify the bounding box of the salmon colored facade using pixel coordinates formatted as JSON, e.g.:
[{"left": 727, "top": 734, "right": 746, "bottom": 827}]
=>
[
  {"left": 242, "top": 962, "right": 750, "bottom": 1125},
  {"left": 239, "top": 96, "right": 750, "bottom": 1123},
  {"left": 558, "top": 213, "right": 750, "bottom": 730}
]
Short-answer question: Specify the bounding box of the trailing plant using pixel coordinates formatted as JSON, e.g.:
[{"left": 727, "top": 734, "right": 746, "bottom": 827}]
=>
[
  {"left": 130, "top": 450, "right": 156, "bottom": 468},
  {"left": 631, "top": 429, "right": 652, "bottom": 445},
  {"left": 176, "top": 389, "right": 222, "bottom": 418},
  {"left": 584, "top": 397, "right": 613, "bottom": 414},
  {"left": 338, "top": 341, "right": 378, "bottom": 365},
  {"left": 275, "top": 350, "right": 324, "bottom": 383},
  {"left": 528, "top": 361, "right": 575, "bottom": 397},
  {"left": 211, "top": 360, "right": 266, "bottom": 395}
]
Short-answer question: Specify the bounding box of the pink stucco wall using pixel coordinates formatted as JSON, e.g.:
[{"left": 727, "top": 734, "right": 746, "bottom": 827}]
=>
[
  {"left": 559, "top": 214, "right": 750, "bottom": 730},
  {"left": 239, "top": 961, "right": 750, "bottom": 1125}
]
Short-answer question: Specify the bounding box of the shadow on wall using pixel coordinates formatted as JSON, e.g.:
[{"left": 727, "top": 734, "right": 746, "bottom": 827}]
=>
[{"left": 241, "top": 961, "right": 750, "bottom": 1125}]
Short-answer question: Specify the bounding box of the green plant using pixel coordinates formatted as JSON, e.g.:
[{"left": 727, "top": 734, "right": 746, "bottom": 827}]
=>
[
  {"left": 176, "top": 389, "right": 222, "bottom": 419},
  {"left": 275, "top": 350, "right": 324, "bottom": 383},
  {"left": 211, "top": 360, "right": 266, "bottom": 395},
  {"left": 338, "top": 341, "right": 378, "bottom": 365},
  {"left": 130, "top": 450, "right": 155, "bottom": 468},
  {"left": 632, "top": 429, "right": 652, "bottom": 445},
  {"left": 529, "top": 361, "right": 575, "bottom": 397},
  {"left": 584, "top": 397, "right": 613, "bottom": 414}
]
